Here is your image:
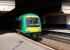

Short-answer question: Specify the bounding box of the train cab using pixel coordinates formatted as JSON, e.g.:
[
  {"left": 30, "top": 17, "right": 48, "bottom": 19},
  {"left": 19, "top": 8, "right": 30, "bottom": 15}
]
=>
[{"left": 17, "top": 13, "right": 42, "bottom": 39}]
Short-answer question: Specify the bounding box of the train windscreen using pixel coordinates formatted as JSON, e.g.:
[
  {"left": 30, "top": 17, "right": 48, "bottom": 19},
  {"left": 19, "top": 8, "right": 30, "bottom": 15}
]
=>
[{"left": 26, "top": 18, "right": 39, "bottom": 27}]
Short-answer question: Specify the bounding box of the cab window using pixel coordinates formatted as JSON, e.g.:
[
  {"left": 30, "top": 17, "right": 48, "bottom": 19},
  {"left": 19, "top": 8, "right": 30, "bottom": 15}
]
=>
[{"left": 26, "top": 18, "right": 39, "bottom": 27}]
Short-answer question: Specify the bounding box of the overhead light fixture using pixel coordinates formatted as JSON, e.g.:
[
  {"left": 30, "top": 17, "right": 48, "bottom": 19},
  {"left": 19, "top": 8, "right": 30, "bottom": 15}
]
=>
[
  {"left": 62, "top": 2, "right": 70, "bottom": 14},
  {"left": 67, "top": 16, "right": 70, "bottom": 24},
  {"left": 0, "top": 1, "right": 15, "bottom": 11}
]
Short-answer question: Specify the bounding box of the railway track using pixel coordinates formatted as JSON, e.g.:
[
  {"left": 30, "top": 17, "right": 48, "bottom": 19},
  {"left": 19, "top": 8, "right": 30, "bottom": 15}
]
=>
[
  {"left": 41, "top": 33, "right": 70, "bottom": 44},
  {"left": 39, "top": 32, "right": 70, "bottom": 50},
  {"left": 40, "top": 29, "right": 70, "bottom": 44}
]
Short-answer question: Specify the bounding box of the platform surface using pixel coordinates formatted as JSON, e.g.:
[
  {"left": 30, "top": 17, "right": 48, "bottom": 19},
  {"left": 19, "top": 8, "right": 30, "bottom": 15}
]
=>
[{"left": 0, "top": 33, "right": 54, "bottom": 50}]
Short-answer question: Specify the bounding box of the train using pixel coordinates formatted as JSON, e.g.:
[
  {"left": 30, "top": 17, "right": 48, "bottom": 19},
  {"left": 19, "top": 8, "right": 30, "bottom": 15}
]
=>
[{"left": 17, "top": 13, "right": 42, "bottom": 39}]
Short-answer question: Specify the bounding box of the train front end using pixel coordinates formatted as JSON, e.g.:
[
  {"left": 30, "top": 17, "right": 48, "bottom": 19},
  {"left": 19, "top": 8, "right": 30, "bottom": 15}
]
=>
[{"left": 17, "top": 13, "right": 42, "bottom": 39}]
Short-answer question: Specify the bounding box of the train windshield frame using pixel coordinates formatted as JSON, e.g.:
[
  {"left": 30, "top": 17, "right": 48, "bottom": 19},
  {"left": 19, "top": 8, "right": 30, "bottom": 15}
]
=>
[{"left": 26, "top": 18, "right": 39, "bottom": 27}]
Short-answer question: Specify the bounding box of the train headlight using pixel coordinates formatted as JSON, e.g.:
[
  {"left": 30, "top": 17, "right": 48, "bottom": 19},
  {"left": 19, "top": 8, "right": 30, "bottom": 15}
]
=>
[
  {"left": 26, "top": 29, "right": 29, "bottom": 31},
  {"left": 26, "top": 29, "right": 30, "bottom": 32}
]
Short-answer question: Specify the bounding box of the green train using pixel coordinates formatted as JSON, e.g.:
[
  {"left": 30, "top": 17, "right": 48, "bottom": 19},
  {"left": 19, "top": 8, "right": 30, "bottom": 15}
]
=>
[{"left": 17, "top": 13, "right": 42, "bottom": 38}]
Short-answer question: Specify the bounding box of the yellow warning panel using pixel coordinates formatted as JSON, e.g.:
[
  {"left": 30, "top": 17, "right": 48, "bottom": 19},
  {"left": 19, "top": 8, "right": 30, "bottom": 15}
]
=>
[{"left": 27, "top": 27, "right": 40, "bottom": 32}]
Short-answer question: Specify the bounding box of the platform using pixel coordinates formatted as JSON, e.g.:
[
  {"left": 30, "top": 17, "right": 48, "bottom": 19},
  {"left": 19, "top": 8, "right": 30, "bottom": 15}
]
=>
[{"left": 0, "top": 33, "right": 54, "bottom": 50}]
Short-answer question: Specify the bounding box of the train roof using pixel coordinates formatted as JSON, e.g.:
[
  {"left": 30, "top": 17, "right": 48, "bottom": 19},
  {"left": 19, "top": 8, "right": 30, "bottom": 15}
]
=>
[{"left": 20, "top": 13, "right": 39, "bottom": 18}]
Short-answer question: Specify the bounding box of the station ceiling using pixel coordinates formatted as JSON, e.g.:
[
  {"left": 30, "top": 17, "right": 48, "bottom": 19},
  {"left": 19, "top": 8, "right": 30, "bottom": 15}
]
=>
[
  {"left": 15, "top": 0, "right": 63, "bottom": 16},
  {"left": 0, "top": 0, "right": 63, "bottom": 16},
  {"left": 0, "top": 0, "right": 63, "bottom": 14}
]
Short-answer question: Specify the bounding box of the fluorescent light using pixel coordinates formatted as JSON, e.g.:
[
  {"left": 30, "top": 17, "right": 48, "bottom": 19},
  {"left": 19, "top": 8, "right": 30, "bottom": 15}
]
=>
[
  {"left": 0, "top": 1, "right": 15, "bottom": 11},
  {"left": 67, "top": 16, "right": 70, "bottom": 24},
  {"left": 0, "top": 5, "right": 15, "bottom": 11},
  {"left": 62, "top": 2, "right": 70, "bottom": 14},
  {"left": 62, "top": 6, "right": 70, "bottom": 14}
]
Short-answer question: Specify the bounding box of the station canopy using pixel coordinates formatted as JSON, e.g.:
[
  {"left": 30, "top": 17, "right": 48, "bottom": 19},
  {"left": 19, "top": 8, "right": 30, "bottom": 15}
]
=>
[{"left": 0, "top": 0, "right": 15, "bottom": 11}]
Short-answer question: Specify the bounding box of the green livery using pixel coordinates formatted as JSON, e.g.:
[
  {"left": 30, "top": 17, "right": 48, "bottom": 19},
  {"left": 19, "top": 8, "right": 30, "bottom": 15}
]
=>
[{"left": 17, "top": 13, "right": 42, "bottom": 37}]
